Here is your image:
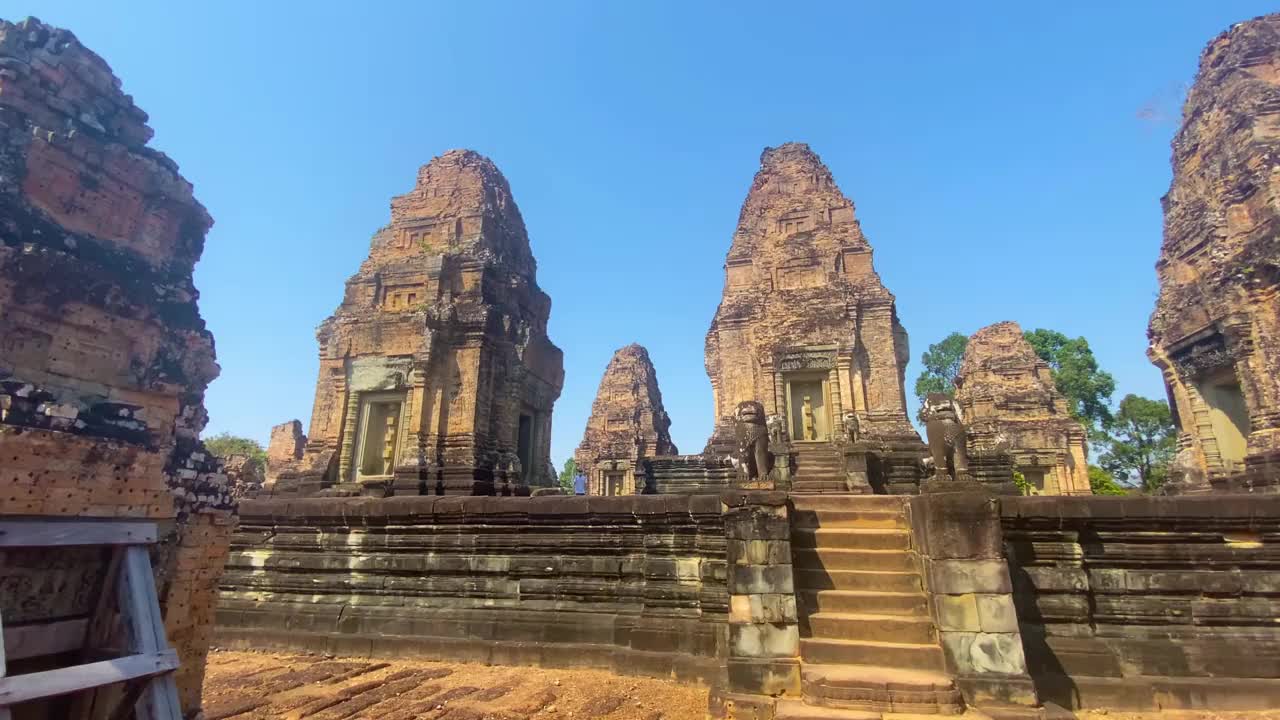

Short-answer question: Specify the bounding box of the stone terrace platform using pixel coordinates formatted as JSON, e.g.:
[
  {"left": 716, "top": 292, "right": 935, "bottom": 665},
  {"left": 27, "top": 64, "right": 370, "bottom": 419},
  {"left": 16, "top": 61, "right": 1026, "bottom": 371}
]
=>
[{"left": 216, "top": 492, "right": 1280, "bottom": 718}]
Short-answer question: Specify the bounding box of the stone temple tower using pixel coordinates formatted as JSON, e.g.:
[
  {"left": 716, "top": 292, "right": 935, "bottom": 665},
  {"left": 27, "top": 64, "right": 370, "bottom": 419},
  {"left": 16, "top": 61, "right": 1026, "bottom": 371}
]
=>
[
  {"left": 287, "top": 150, "right": 564, "bottom": 497},
  {"left": 1149, "top": 15, "right": 1280, "bottom": 493},
  {"left": 704, "top": 143, "right": 920, "bottom": 485},
  {"left": 575, "top": 344, "right": 679, "bottom": 495}
]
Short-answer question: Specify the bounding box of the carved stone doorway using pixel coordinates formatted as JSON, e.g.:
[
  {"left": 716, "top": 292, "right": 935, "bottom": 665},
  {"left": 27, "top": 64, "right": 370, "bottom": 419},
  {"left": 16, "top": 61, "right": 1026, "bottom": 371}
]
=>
[
  {"left": 785, "top": 374, "right": 830, "bottom": 442},
  {"left": 352, "top": 392, "right": 405, "bottom": 483},
  {"left": 1197, "top": 369, "right": 1250, "bottom": 472}
]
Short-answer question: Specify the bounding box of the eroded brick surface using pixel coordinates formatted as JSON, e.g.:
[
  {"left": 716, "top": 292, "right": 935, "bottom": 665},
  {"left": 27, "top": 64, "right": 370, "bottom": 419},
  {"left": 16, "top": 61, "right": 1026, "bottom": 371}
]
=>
[
  {"left": 0, "top": 17, "right": 233, "bottom": 713},
  {"left": 1149, "top": 14, "right": 1280, "bottom": 493}
]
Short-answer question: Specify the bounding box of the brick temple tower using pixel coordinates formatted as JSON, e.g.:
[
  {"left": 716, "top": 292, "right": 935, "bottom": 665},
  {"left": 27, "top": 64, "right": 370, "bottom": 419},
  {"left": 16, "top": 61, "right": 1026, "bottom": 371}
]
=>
[{"left": 284, "top": 150, "right": 564, "bottom": 496}]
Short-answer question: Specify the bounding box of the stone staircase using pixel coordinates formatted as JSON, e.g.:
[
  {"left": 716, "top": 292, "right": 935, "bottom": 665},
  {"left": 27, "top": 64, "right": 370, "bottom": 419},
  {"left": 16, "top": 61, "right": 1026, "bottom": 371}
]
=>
[
  {"left": 791, "top": 444, "right": 866, "bottom": 494},
  {"left": 783, "top": 495, "right": 962, "bottom": 718}
]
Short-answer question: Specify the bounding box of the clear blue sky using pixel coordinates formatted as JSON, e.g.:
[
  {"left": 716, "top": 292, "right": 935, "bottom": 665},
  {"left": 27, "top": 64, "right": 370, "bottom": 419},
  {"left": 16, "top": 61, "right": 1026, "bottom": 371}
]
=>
[{"left": 19, "top": 2, "right": 1275, "bottom": 470}]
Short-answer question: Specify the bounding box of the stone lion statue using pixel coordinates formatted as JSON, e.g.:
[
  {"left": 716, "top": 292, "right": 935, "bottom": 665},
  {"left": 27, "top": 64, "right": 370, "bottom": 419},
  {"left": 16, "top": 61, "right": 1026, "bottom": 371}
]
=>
[
  {"left": 921, "top": 393, "right": 969, "bottom": 480},
  {"left": 734, "top": 400, "right": 771, "bottom": 482}
]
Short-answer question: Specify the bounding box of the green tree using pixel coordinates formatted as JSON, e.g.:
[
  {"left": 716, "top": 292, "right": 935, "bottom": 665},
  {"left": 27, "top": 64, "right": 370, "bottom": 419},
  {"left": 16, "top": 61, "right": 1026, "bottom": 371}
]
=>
[
  {"left": 1023, "top": 329, "right": 1116, "bottom": 438},
  {"left": 558, "top": 458, "right": 579, "bottom": 494},
  {"left": 203, "top": 432, "right": 267, "bottom": 473},
  {"left": 1088, "top": 464, "right": 1127, "bottom": 496},
  {"left": 1012, "top": 469, "right": 1031, "bottom": 496},
  {"left": 1098, "top": 395, "right": 1177, "bottom": 493},
  {"left": 914, "top": 332, "right": 969, "bottom": 409}
]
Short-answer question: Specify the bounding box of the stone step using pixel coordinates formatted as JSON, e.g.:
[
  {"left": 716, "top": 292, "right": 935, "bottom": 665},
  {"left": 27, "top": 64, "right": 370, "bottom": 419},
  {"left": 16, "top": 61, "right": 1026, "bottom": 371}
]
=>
[
  {"left": 797, "top": 458, "right": 843, "bottom": 466},
  {"left": 800, "top": 637, "right": 946, "bottom": 672},
  {"left": 774, "top": 699, "right": 879, "bottom": 720},
  {"left": 801, "top": 664, "right": 963, "bottom": 715},
  {"left": 794, "top": 569, "right": 922, "bottom": 593},
  {"left": 791, "top": 528, "right": 910, "bottom": 551},
  {"left": 804, "top": 612, "right": 937, "bottom": 644},
  {"left": 793, "top": 548, "right": 918, "bottom": 573},
  {"left": 790, "top": 508, "right": 909, "bottom": 531},
  {"left": 790, "top": 495, "right": 906, "bottom": 511},
  {"left": 798, "top": 590, "right": 929, "bottom": 617},
  {"left": 791, "top": 481, "right": 856, "bottom": 494}
]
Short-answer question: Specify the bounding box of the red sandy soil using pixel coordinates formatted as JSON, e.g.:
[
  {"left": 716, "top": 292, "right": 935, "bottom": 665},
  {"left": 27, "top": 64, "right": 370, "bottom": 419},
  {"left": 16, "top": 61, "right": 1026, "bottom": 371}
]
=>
[
  {"left": 201, "top": 650, "right": 707, "bottom": 720},
  {"left": 202, "top": 651, "right": 1280, "bottom": 720}
]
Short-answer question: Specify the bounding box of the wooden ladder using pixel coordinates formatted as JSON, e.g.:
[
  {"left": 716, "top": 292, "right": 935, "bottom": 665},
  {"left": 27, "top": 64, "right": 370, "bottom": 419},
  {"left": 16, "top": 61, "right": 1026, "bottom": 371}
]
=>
[{"left": 0, "top": 520, "right": 182, "bottom": 720}]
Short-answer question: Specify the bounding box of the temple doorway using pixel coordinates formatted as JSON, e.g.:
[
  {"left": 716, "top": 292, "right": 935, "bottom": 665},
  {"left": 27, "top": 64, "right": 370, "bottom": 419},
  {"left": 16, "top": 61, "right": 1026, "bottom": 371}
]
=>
[
  {"left": 604, "top": 471, "right": 626, "bottom": 496},
  {"left": 353, "top": 392, "right": 404, "bottom": 481},
  {"left": 785, "top": 374, "right": 829, "bottom": 441},
  {"left": 1198, "top": 370, "right": 1250, "bottom": 471}
]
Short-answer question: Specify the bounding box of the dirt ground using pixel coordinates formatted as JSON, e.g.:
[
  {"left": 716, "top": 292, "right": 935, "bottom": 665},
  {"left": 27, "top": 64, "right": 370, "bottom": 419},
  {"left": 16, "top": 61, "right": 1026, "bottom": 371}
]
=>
[
  {"left": 1015, "top": 709, "right": 1280, "bottom": 720},
  {"left": 202, "top": 651, "right": 1280, "bottom": 720},
  {"left": 201, "top": 650, "right": 708, "bottom": 720}
]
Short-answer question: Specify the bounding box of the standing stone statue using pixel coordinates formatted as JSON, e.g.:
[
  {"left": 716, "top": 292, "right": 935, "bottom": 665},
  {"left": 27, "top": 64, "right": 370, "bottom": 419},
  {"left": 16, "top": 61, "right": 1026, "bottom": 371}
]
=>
[
  {"left": 802, "top": 396, "right": 817, "bottom": 441},
  {"left": 382, "top": 415, "right": 398, "bottom": 476},
  {"left": 734, "top": 400, "right": 772, "bottom": 482},
  {"left": 922, "top": 393, "right": 969, "bottom": 481},
  {"left": 842, "top": 411, "right": 861, "bottom": 444}
]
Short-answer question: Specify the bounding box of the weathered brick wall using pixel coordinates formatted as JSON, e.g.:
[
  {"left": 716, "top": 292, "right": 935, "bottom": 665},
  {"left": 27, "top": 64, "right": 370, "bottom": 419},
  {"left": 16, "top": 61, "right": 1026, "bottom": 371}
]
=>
[
  {"left": 157, "top": 512, "right": 235, "bottom": 711},
  {"left": 1003, "top": 495, "right": 1280, "bottom": 710},
  {"left": 217, "top": 495, "right": 729, "bottom": 682},
  {"left": 0, "top": 17, "right": 233, "bottom": 715}
]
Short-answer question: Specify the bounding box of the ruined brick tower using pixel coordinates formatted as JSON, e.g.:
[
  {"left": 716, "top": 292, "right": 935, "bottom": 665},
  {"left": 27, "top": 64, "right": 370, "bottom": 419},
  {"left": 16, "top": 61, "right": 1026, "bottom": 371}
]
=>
[
  {"left": 704, "top": 143, "right": 919, "bottom": 473},
  {"left": 575, "top": 343, "right": 678, "bottom": 495},
  {"left": 0, "top": 17, "right": 233, "bottom": 713},
  {"left": 1149, "top": 14, "right": 1280, "bottom": 493},
  {"left": 955, "top": 322, "right": 1092, "bottom": 496},
  {"left": 293, "top": 150, "right": 564, "bottom": 496}
]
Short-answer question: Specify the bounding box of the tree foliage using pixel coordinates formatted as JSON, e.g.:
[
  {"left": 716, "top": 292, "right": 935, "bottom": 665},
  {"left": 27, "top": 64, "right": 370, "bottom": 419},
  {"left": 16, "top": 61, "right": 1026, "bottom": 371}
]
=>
[
  {"left": 1023, "top": 329, "right": 1116, "bottom": 438},
  {"left": 1098, "top": 394, "right": 1176, "bottom": 493},
  {"left": 1012, "top": 470, "right": 1031, "bottom": 496},
  {"left": 913, "top": 332, "right": 969, "bottom": 408},
  {"left": 203, "top": 432, "right": 267, "bottom": 473},
  {"left": 1087, "top": 464, "right": 1128, "bottom": 496},
  {"left": 558, "top": 458, "right": 579, "bottom": 494}
]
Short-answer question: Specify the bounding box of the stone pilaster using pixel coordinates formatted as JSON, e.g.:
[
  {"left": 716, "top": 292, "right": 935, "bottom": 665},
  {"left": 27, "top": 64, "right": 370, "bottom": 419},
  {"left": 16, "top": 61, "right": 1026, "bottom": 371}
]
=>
[
  {"left": 908, "top": 492, "right": 1039, "bottom": 712},
  {"left": 721, "top": 491, "right": 800, "bottom": 703}
]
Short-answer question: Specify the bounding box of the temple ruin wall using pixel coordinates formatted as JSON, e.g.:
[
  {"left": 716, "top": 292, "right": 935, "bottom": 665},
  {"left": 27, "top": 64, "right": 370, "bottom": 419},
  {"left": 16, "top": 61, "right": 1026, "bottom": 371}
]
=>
[
  {"left": 218, "top": 492, "right": 1280, "bottom": 712},
  {"left": 1003, "top": 495, "right": 1280, "bottom": 710},
  {"left": 216, "top": 494, "right": 737, "bottom": 683}
]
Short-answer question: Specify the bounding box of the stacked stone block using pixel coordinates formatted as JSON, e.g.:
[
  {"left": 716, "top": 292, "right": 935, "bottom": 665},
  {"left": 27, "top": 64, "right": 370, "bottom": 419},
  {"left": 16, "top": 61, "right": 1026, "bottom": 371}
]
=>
[
  {"left": 909, "top": 492, "right": 1039, "bottom": 711},
  {"left": 1003, "top": 495, "right": 1280, "bottom": 710},
  {"left": 218, "top": 495, "right": 728, "bottom": 681},
  {"left": 723, "top": 492, "right": 800, "bottom": 698}
]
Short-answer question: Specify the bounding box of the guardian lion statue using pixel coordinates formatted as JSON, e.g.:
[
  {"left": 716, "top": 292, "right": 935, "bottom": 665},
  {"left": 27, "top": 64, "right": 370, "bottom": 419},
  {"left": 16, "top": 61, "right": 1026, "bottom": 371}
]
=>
[
  {"left": 922, "top": 393, "right": 969, "bottom": 481},
  {"left": 734, "top": 400, "right": 772, "bottom": 482}
]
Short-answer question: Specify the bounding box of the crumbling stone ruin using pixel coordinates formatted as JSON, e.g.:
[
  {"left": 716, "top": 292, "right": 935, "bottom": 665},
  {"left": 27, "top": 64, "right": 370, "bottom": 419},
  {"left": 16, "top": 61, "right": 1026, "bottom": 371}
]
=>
[
  {"left": 574, "top": 343, "right": 678, "bottom": 495},
  {"left": 955, "top": 322, "right": 1092, "bottom": 495},
  {"left": 263, "top": 417, "right": 306, "bottom": 489},
  {"left": 274, "top": 150, "right": 565, "bottom": 498},
  {"left": 1150, "top": 14, "right": 1280, "bottom": 493},
  {"left": 703, "top": 143, "right": 923, "bottom": 493},
  {"left": 0, "top": 17, "right": 233, "bottom": 714}
]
